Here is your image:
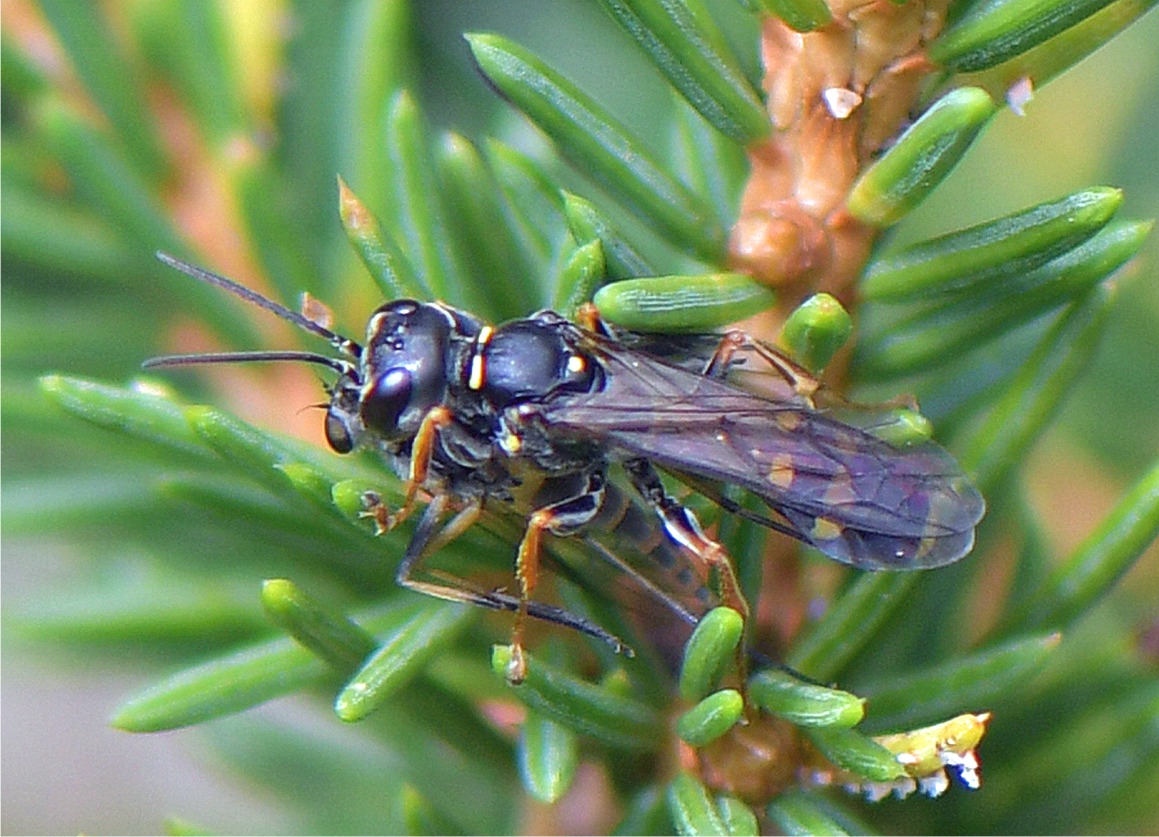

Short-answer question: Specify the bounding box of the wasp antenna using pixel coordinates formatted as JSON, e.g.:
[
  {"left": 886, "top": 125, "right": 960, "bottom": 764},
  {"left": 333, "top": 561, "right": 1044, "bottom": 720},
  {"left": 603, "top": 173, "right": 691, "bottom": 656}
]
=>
[
  {"left": 155, "top": 252, "right": 362, "bottom": 358},
  {"left": 142, "top": 350, "right": 354, "bottom": 376}
]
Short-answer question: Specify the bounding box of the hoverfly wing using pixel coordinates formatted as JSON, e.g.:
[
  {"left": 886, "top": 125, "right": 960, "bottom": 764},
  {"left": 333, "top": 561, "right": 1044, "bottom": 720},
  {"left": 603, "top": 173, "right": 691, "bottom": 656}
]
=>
[{"left": 541, "top": 333, "right": 984, "bottom": 570}]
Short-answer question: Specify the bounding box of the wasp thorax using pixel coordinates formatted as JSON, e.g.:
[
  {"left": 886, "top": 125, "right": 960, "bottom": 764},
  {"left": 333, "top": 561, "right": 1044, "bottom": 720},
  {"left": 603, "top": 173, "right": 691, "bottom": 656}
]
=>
[{"left": 480, "top": 320, "right": 599, "bottom": 406}]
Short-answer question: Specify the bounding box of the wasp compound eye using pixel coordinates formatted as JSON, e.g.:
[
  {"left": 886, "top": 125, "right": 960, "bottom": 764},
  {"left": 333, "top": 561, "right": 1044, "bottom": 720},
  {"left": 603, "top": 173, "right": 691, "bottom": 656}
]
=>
[
  {"left": 324, "top": 409, "right": 355, "bottom": 454},
  {"left": 361, "top": 367, "right": 413, "bottom": 434}
]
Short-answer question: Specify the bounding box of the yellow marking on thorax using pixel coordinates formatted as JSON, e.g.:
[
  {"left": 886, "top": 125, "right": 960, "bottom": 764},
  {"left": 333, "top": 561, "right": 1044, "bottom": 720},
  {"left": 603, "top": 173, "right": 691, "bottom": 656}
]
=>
[
  {"left": 499, "top": 426, "right": 522, "bottom": 454},
  {"left": 468, "top": 325, "right": 494, "bottom": 390}
]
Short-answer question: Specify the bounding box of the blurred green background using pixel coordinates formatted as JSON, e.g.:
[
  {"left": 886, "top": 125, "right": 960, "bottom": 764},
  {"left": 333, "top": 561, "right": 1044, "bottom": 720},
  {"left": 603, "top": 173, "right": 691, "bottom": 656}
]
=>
[{"left": 3, "top": 1, "right": 1157, "bottom": 833}]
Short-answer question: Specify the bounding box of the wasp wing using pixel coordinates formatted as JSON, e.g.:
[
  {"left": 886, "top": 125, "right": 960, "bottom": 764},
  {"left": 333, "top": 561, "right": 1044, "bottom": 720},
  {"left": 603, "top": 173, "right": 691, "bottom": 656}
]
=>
[{"left": 540, "top": 333, "right": 985, "bottom": 570}]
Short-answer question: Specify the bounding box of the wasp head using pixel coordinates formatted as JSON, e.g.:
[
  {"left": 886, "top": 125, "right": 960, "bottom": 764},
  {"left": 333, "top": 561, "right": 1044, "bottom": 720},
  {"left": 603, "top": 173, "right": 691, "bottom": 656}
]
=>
[{"left": 352, "top": 300, "right": 482, "bottom": 446}]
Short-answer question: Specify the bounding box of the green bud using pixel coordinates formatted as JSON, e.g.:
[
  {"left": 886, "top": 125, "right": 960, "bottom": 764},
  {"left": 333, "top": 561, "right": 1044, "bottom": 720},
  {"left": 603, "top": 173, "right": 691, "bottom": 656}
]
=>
[
  {"left": 277, "top": 462, "right": 337, "bottom": 509},
  {"left": 594, "top": 274, "right": 776, "bottom": 332},
  {"left": 667, "top": 773, "right": 729, "bottom": 836},
  {"left": 555, "top": 239, "right": 606, "bottom": 318},
  {"left": 847, "top": 87, "right": 996, "bottom": 228},
  {"left": 780, "top": 293, "right": 853, "bottom": 372},
  {"left": 716, "top": 796, "right": 761, "bottom": 836},
  {"left": 680, "top": 606, "right": 746, "bottom": 701},
  {"left": 804, "top": 726, "right": 907, "bottom": 782},
  {"left": 563, "top": 191, "right": 654, "bottom": 278},
  {"left": 676, "top": 689, "right": 745, "bottom": 747},
  {"left": 748, "top": 668, "right": 865, "bottom": 728},
  {"left": 260, "top": 579, "right": 376, "bottom": 672}
]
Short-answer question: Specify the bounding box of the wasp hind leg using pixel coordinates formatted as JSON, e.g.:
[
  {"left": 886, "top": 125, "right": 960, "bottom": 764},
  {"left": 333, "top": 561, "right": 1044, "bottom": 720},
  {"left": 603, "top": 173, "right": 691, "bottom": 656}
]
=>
[
  {"left": 623, "top": 458, "right": 751, "bottom": 626},
  {"left": 740, "top": 337, "right": 921, "bottom": 415},
  {"left": 623, "top": 458, "right": 753, "bottom": 689},
  {"left": 698, "top": 330, "right": 826, "bottom": 408}
]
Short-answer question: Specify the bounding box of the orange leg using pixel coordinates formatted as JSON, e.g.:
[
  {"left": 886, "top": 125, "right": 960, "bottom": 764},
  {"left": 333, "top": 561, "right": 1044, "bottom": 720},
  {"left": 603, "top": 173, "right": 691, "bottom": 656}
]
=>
[
  {"left": 700, "top": 330, "right": 747, "bottom": 379},
  {"left": 393, "top": 495, "right": 629, "bottom": 683},
  {"left": 367, "top": 405, "right": 453, "bottom": 533},
  {"left": 649, "top": 503, "right": 750, "bottom": 627},
  {"left": 623, "top": 457, "right": 750, "bottom": 679},
  {"left": 746, "top": 338, "right": 922, "bottom": 412},
  {"left": 746, "top": 340, "right": 821, "bottom": 405},
  {"left": 575, "top": 302, "right": 607, "bottom": 335},
  {"left": 507, "top": 508, "right": 553, "bottom": 684},
  {"left": 507, "top": 473, "right": 608, "bottom": 683}
]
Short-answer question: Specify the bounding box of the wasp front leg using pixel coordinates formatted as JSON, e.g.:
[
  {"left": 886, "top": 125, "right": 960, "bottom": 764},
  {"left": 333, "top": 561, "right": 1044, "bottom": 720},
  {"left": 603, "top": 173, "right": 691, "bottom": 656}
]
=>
[
  {"left": 363, "top": 405, "right": 454, "bottom": 534},
  {"left": 574, "top": 301, "right": 611, "bottom": 337},
  {"left": 581, "top": 300, "right": 821, "bottom": 406}
]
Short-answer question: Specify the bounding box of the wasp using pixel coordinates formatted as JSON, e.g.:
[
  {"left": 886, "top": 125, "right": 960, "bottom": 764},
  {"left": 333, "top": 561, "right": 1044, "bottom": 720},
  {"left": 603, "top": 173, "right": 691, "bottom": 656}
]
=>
[{"left": 145, "top": 254, "right": 984, "bottom": 681}]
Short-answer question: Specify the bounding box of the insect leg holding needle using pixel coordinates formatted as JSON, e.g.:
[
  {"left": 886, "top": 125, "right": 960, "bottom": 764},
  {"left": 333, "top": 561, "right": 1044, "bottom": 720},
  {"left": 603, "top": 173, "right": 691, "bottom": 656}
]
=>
[
  {"left": 366, "top": 405, "right": 455, "bottom": 534},
  {"left": 623, "top": 458, "right": 749, "bottom": 622}
]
